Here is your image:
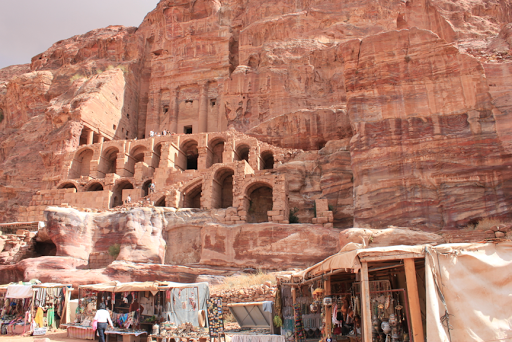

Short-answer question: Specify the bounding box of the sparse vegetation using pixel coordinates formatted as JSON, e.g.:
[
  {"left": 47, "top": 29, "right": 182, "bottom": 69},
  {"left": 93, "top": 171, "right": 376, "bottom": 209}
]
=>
[
  {"left": 212, "top": 270, "right": 276, "bottom": 292},
  {"left": 70, "top": 73, "right": 85, "bottom": 82},
  {"left": 289, "top": 207, "right": 299, "bottom": 223},
  {"left": 105, "top": 64, "right": 129, "bottom": 74},
  {"left": 108, "top": 243, "right": 121, "bottom": 258},
  {"left": 405, "top": 55, "right": 411, "bottom": 63},
  {"left": 0, "top": 109, "right": 4, "bottom": 123},
  {"left": 464, "top": 217, "right": 511, "bottom": 231}
]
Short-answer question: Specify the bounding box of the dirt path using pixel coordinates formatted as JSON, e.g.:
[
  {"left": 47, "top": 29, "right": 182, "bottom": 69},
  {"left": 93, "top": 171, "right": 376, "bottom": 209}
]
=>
[{"left": 0, "top": 330, "right": 85, "bottom": 341}]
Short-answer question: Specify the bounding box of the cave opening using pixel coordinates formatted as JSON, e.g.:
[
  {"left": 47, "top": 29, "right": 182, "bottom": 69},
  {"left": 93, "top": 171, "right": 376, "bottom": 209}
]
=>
[{"left": 35, "top": 241, "right": 57, "bottom": 256}]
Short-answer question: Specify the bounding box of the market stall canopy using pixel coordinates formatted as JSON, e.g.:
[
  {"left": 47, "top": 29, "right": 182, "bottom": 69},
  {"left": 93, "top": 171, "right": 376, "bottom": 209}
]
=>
[
  {"left": 281, "top": 243, "right": 426, "bottom": 283},
  {"left": 6, "top": 284, "right": 33, "bottom": 298},
  {"left": 158, "top": 281, "right": 210, "bottom": 290},
  {"left": 114, "top": 282, "right": 159, "bottom": 295},
  {"left": 78, "top": 281, "right": 120, "bottom": 292},
  {"left": 32, "top": 283, "right": 72, "bottom": 289}
]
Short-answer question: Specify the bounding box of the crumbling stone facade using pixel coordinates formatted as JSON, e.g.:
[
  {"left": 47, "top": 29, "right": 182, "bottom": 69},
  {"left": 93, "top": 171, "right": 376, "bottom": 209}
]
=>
[{"left": 19, "top": 129, "right": 300, "bottom": 224}]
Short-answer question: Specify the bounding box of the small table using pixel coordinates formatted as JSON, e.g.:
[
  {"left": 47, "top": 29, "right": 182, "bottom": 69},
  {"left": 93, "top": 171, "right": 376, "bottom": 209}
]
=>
[
  {"left": 61, "top": 324, "right": 95, "bottom": 340},
  {"left": 105, "top": 329, "right": 148, "bottom": 342}
]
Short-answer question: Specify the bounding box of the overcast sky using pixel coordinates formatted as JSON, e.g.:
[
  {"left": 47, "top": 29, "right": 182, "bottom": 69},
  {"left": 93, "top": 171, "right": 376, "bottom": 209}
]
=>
[{"left": 0, "top": 0, "right": 160, "bottom": 69}]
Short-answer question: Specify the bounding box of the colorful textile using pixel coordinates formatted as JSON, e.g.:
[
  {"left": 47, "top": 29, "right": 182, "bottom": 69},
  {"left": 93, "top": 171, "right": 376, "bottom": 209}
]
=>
[
  {"left": 34, "top": 307, "right": 44, "bottom": 328},
  {"left": 293, "top": 303, "right": 306, "bottom": 342},
  {"left": 47, "top": 307, "right": 55, "bottom": 329}
]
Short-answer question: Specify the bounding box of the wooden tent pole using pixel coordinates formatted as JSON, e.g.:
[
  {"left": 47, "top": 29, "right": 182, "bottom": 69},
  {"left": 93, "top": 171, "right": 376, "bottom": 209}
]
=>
[
  {"left": 324, "top": 276, "right": 331, "bottom": 338},
  {"left": 361, "top": 262, "right": 372, "bottom": 342},
  {"left": 404, "top": 258, "right": 425, "bottom": 342}
]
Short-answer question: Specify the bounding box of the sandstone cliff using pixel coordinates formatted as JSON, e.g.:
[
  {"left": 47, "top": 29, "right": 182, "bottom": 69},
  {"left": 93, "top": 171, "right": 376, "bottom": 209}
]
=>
[{"left": 0, "top": 0, "right": 512, "bottom": 231}]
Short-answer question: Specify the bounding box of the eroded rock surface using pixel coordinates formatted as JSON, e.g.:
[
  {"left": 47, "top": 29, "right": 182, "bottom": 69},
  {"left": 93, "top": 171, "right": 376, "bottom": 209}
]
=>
[
  {"left": 1, "top": 0, "right": 512, "bottom": 231},
  {"left": 39, "top": 207, "right": 340, "bottom": 269}
]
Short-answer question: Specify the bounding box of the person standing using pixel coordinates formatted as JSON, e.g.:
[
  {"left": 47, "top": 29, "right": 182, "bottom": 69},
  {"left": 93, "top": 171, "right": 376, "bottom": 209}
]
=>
[{"left": 94, "top": 303, "right": 114, "bottom": 342}]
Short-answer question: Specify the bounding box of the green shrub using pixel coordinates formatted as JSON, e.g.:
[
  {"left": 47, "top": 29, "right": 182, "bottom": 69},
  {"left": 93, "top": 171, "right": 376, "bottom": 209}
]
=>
[
  {"left": 289, "top": 207, "right": 299, "bottom": 223},
  {"left": 0, "top": 109, "right": 4, "bottom": 123},
  {"left": 70, "top": 73, "right": 85, "bottom": 82},
  {"left": 108, "top": 243, "right": 121, "bottom": 258}
]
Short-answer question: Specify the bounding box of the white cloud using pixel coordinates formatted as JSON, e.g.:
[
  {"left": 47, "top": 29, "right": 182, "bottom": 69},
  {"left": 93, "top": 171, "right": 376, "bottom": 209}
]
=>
[{"left": 0, "top": 0, "right": 160, "bottom": 69}]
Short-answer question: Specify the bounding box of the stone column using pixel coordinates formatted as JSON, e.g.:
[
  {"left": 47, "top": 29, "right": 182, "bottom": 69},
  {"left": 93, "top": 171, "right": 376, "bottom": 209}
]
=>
[
  {"left": 98, "top": 135, "right": 105, "bottom": 144},
  {"left": 86, "top": 130, "right": 94, "bottom": 145},
  {"left": 198, "top": 81, "right": 209, "bottom": 133},
  {"left": 197, "top": 146, "right": 208, "bottom": 171},
  {"left": 216, "top": 81, "right": 225, "bottom": 132},
  {"left": 171, "top": 87, "right": 179, "bottom": 134},
  {"left": 156, "top": 90, "right": 162, "bottom": 129}
]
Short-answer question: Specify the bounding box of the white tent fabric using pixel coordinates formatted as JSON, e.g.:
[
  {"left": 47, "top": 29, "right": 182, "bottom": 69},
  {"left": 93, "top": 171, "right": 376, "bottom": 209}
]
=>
[
  {"left": 6, "top": 284, "right": 33, "bottom": 298},
  {"left": 426, "top": 242, "right": 512, "bottom": 342},
  {"left": 282, "top": 243, "right": 425, "bottom": 282}
]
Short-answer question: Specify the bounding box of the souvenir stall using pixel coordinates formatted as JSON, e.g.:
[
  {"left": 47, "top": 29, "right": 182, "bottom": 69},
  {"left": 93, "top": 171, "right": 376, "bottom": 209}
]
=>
[
  {"left": 277, "top": 244, "right": 426, "bottom": 342},
  {"left": 147, "top": 282, "right": 211, "bottom": 342},
  {"left": 0, "top": 283, "right": 34, "bottom": 335},
  {"left": 67, "top": 281, "right": 153, "bottom": 341},
  {"left": 31, "top": 283, "right": 73, "bottom": 334},
  {"left": 67, "top": 281, "right": 211, "bottom": 342}
]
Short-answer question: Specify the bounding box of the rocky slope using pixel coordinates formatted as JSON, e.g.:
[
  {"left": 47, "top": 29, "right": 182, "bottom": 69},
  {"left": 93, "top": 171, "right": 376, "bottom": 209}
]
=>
[{"left": 0, "top": 0, "right": 512, "bottom": 230}]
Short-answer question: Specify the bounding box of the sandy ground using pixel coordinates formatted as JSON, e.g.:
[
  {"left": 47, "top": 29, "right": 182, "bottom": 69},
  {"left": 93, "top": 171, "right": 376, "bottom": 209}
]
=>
[{"left": 0, "top": 330, "right": 85, "bottom": 341}]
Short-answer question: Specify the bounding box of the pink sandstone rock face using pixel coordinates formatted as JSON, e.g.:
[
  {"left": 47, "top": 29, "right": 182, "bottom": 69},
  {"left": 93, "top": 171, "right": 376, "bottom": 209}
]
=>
[
  {"left": 342, "top": 28, "right": 512, "bottom": 229},
  {"left": 339, "top": 227, "right": 445, "bottom": 247},
  {"left": 1, "top": 0, "right": 512, "bottom": 234},
  {"left": 37, "top": 207, "right": 340, "bottom": 269},
  {"left": 0, "top": 256, "right": 222, "bottom": 288}
]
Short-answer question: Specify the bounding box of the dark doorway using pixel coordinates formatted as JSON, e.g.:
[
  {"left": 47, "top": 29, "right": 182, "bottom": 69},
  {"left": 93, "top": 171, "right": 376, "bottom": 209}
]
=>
[
  {"left": 57, "top": 183, "right": 77, "bottom": 191},
  {"left": 181, "top": 140, "right": 199, "bottom": 170},
  {"left": 213, "top": 168, "right": 234, "bottom": 208},
  {"left": 86, "top": 183, "right": 104, "bottom": 191},
  {"left": 155, "top": 197, "right": 166, "bottom": 207},
  {"left": 261, "top": 151, "right": 274, "bottom": 170},
  {"left": 247, "top": 185, "right": 273, "bottom": 223},
  {"left": 111, "top": 181, "right": 134, "bottom": 208},
  {"left": 142, "top": 180, "right": 152, "bottom": 197},
  {"left": 35, "top": 241, "right": 57, "bottom": 256},
  {"left": 184, "top": 184, "right": 202, "bottom": 208},
  {"left": 236, "top": 144, "right": 250, "bottom": 162}
]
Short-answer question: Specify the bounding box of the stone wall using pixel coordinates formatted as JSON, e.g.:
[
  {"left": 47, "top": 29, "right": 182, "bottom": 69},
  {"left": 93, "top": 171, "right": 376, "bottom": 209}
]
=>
[
  {"left": 211, "top": 283, "right": 276, "bottom": 305},
  {"left": 0, "top": 230, "right": 38, "bottom": 265},
  {"left": 88, "top": 252, "right": 117, "bottom": 269},
  {"left": 0, "top": 222, "right": 40, "bottom": 234}
]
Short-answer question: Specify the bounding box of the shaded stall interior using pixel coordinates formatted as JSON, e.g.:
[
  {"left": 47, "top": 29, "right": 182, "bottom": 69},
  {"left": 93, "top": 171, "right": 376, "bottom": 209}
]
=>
[{"left": 278, "top": 250, "right": 426, "bottom": 342}]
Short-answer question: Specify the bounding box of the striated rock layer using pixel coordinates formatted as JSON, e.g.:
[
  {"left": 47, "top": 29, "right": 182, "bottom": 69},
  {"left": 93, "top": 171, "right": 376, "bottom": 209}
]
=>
[
  {"left": 38, "top": 207, "right": 340, "bottom": 269},
  {"left": 1, "top": 0, "right": 512, "bottom": 231},
  {"left": 0, "top": 207, "right": 455, "bottom": 284}
]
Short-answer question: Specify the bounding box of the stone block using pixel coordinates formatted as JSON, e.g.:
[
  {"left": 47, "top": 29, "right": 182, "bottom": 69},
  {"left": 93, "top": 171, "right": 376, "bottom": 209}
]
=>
[
  {"left": 312, "top": 218, "right": 317, "bottom": 224},
  {"left": 315, "top": 199, "right": 329, "bottom": 213},
  {"left": 273, "top": 215, "right": 284, "bottom": 221},
  {"left": 324, "top": 223, "right": 334, "bottom": 229},
  {"left": 317, "top": 217, "right": 328, "bottom": 224}
]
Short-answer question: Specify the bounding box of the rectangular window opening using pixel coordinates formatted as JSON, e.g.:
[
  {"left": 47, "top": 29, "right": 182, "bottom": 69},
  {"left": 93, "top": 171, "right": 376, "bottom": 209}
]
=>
[{"left": 184, "top": 125, "right": 193, "bottom": 134}]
